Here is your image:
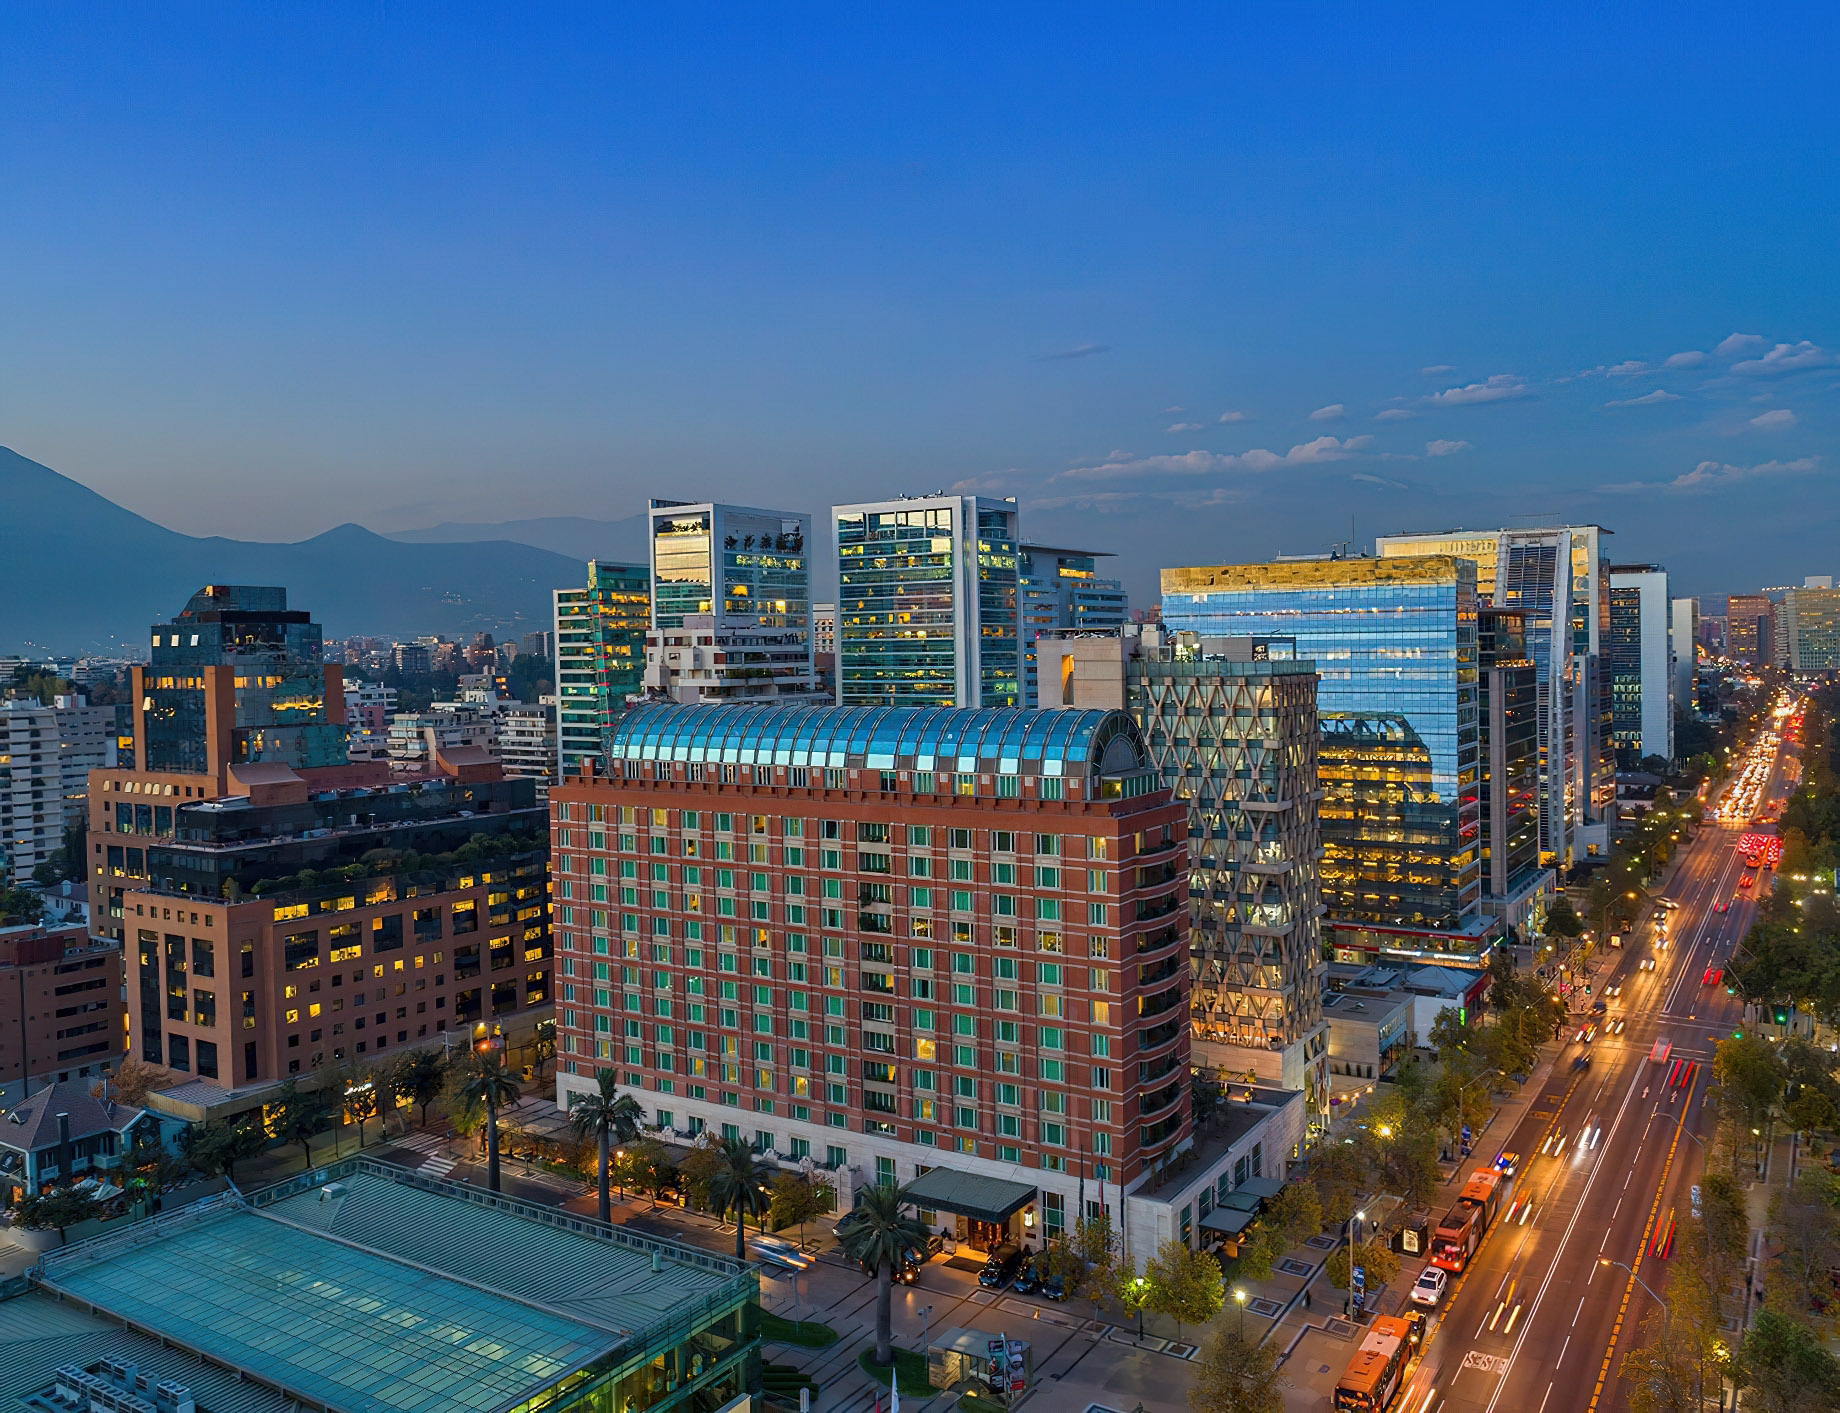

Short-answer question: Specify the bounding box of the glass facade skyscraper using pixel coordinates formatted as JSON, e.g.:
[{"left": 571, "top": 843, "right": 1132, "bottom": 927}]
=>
[
  {"left": 1018, "top": 543, "right": 1127, "bottom": 706},
  {"left": 1478, "top": 608, "right": 1544, "bottom": 928},
  {"left": 834, "top": 495, "right": 1021, "bottom": 707},
  {"left": 1161, "top": 557, "right": 1487, "bottom": 962},
  {"left": 554, "top": 561, "right": 649, "bottom": 781}
]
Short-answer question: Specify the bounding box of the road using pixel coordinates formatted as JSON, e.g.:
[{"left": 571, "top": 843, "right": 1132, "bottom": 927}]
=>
[{"left": 1399, "top": 712, "right": 1795, "bottom": 1413}]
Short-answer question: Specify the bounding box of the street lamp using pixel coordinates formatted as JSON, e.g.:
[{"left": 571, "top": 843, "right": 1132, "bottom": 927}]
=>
[
  {"left": 1344, "top": 1209, "right": 1367, "bottom": 1317},
  {"left": 1599, "top": 1258, "right": 1670, "bottom": 1341},
  {"left": 1234, "top": 1287, "right": 1247, "bottom": 1337}
]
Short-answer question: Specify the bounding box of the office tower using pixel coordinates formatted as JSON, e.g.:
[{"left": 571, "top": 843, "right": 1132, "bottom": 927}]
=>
[
  {"left": 644, "top": 500, "right": 817, "bottom": 703},
  {"left": 1037, "top": 626, "right": 1329, "bottom": 1131},
  {"left": 1607, "top": 566, "right": 1676, "bottom": 765},
  {"left": 1018, "top": 544, "right": 1128, "bottom": 706},
  {"left": 1162, "top": 557, "right": 1488, "bottom": 965},
  {"left": 1671, "top": 598, "right": 1699, "bottom": 715},
  {"left": 552, "top": 702, "right": 1297, "bottom": 1261},
  {"left": 1, "top": 694, "right": 114, "bottom": 884},
  {"left": 1377, "top": 524, "right": 1617, "bottom": 866},
  {"left": 521, "top": 629, "right": 555, "bottom": 660},
  {"left": 87, "top": 586, "right": 549, "bottom": 1117},
  {"left": 1779, "top": 587, "right": 1840, "bottom": 671},
  {"left": 834, "top": 495, "right": 1022, "bottom": 708},
  {"left": 554, "top": 560, "right": 649, "bottom": 783},
  {"left": 1725, "top": 593, "right": 1774, "bottom": 665},
  {"left": 1807, "top": 576, "right": 1836, "bottom": 590},
  {"left": 1476, "top": 610, "right": 1547, "bottom": 934}
]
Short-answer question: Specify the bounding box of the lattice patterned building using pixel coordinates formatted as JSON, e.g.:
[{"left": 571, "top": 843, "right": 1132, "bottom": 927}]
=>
[{"left": 1038, "top": 626, "right": 1329, "bottom": 1132}]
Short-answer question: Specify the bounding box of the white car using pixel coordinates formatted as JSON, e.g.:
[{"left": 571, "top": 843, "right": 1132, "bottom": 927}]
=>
[{"left": 1410, "top": 1265, "right": 1448, "bottom": 1307}]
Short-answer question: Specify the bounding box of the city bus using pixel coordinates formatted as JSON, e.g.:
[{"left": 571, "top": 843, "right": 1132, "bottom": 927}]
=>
[{"left": 1333, "top": 1315, "right": 1417, "bottom": 1411}]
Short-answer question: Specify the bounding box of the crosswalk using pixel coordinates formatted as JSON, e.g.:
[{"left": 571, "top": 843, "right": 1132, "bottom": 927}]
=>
[{"left": 389, "top": 1128, "right": 460, "bottom": 1179}]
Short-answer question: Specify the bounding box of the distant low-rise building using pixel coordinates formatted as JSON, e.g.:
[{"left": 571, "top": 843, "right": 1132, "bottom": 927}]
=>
[{"left": 0, "top": 1077, "right": 156, "bottom": 1202}]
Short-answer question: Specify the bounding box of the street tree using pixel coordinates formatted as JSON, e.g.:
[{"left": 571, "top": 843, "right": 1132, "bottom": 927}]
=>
[
  {"left": 270, "top": 1081, "right": 334, "bottom": 1167},
  {"left": 566, "top": 1066, "right": 644, "bottom": 1224},
  {"left": 453, "top": 1049, "right": 521, "bottom": 1192},
  {"left": 1769, "top": 1170, "right": 1840, "bottom": 1315},
  {"left": 767, "top": 1171, "right": 833, "bottom": 1248},
  {"left": 1189, "top": 1321, "right": 1286, "bottom": 1413},
  {"left": 181, "top": 1116, "right": 267, "bottom": 1185},
  {"left": 706, "top": 1135, "right": 772, "bottom": 1262},
  {"left": 387, "top": 1049, "right": 447, "bottom": 1129},
  {"left": 1142, "top": 1237, "right": 1225, "bottom": 1339},
  {"left": 1070, "top": 1210, "right": 1123, "bottom": 1319},
  {"left": 1736, "top": 1309, "right": 1840, "bottom": 1412},
  {"left": 836, "top": 1182, "right": 928, "bottom": 1369},
  {"left": 15, "top": 1187, "right": 103, "bottom": 1242}
]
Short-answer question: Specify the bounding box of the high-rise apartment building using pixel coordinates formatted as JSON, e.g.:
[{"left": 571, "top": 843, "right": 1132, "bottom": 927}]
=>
[
  {"left": 644, "top": 501, "right": 817, "bottom": 703},
  {"left": 88, "top": 587, "right": 550, "bottom": 1119},
  {"left": 1780, "top": 588, "right": 1840, "bottom": 671},
  {"left": 552, "top": 702, "right": 1233, "bottom": 1261},
  {"left": 1671, "top": 598, "right": 1699, "bottom": 715},
  {"left": 1, "top": 694, "right": 115, "bottom": 883},
  {"left": 1377, "top": 525, "right": 1617, "bottom": 865},
  {"left": 497, "top": 700, "right": 560, "bottom": 795},
  {"left": 1726, "top": 593, "right": 1775, "bottom": 665},
  {"left": 1607, "top": 565, "right": 1675, "bottom": 764},
  {"left": 1019, "top": 544, "right": 1128, "bottom": 707},
  {"left": 1037, "top": 626, "right": 1329, "bottom": 1129},
  {"left": 834, "top": 495, "right": 1022, "bottom": 708},
  {"left": 1162, "top": 557, "right": 1491, "bottom": 965},
  {"left": 1476, "top": 610, "right": 1548, "bottom": 934},
  {"left": 554, "top": 561, "right": 649, "bottom": 782}
]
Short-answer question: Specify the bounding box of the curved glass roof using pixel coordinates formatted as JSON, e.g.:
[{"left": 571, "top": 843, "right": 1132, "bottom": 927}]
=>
[{"left": 607, "top": 703, "right": 1145, "bottom": 778}]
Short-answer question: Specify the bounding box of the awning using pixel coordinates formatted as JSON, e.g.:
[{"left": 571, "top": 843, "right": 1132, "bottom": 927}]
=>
[
  {"left": 1219, "top": 1189, "right": 1263, "bottom": 1213},
  {"left": 902, "top": 1168, "right": 1038, "bottom": 1225},
  {"left": 1236, "top": 1176, "right": 1284, "bottom": 1201},
  {"left": 1200, "top": 1207, "right": 1256, "bottom": 1236}
]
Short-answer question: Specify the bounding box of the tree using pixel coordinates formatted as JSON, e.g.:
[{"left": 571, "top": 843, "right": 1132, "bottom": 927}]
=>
[
  {"left": 1142, "top": 1238, "right": 1225, "bottom": 1339},
  {"left": 1263, "top": 1181, "right": 1322, "bottom": 1249},
  {"left": 624, "top": 1137, "right": 677, "bottom": 1207},
  {"left": 706, "top": 1135, "right": 772, "bottom": 1262},
  {"left": 1189, "top": 1321, "right": 1286, "bottom": 1413},
  {"left": 768, "top": 1171, "right": 833, "bottom": 1248},
  {"left": 180, "top": 1116, "right": 268, "bottom": 1185},
  {"left": 454, "top": 1049, "right": 522, "bottom": 1192},
  {"left": 1545, "top": 894, "right": 1585, "bottom": 938},
  {"left": 94, "top": 1058, "right": 171, "bottom": 1108},
  {"left": 836, "top": 1181, "right": 930, "bottom": 1368},
  {"left": 1618, "top": 1308, "right": 1698, "bottom": 1413},
  {"left": 15, "top": 1187, "right": 102, "bottom": 1241},
  {"left": 1324, "top": 1238, "right": 1398, "bottom": 1292},
  {"left": 677, "top": 1130, "right": 725, "bottom": 1212},
  {"left": 1769, "top": 1171, "right": 1840, "bottom": 1315},
  {"left": 271, "top": 1081, "right": 334, "bottom": 1167},
  {"left": 1736, "top": 1309, "right": 1840, "bottom": 1412},
  {"left": 1070, "top": 1210, "right": 1123, "bottom": 1319},
  {"left": 387, "top": 1049, "right": 447, "bottom": 1130},
  {"left": 566, "top": 1067, "right": 644, "bottom": 1224},
  {"left": 0, "top": 885, "right": 44, "bottom": 925},
  {"left": 341, "top": 1069, "right": 382, "bottom": 1148}
]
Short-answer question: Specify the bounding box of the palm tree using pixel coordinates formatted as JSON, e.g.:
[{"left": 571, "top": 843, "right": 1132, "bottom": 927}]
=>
[
  {"left": 567, "top": 1067, "right": 644, "bottom": 1223},
  {"left": 837, "top": 1181, "right": 930, "bottom": 1368},
  {"left": 455, "top": 1049, "right": 522, "bottom": 1192},
  {"left": 707, "top": 1135, "right": 772, "bottom": 1262}
]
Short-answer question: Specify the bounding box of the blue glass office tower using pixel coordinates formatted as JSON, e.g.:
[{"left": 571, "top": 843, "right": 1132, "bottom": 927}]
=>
[{"left": 1162, "top": 557, "right": 1489, "bottom": 963}]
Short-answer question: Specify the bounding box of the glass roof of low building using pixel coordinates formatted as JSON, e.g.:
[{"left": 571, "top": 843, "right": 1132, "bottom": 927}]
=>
[{"left": 607, "top": 703, "right": 1144, "bottom": 778}]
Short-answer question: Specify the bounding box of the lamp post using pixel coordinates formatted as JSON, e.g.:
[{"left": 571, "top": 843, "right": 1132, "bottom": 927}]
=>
[
  {"left": 1599, "top": 1258, "right": 1670, "bottom": 1342},
  {"left": 1456, "top": 1074, "right": 1493, "bottom": 1160},
  {"left": 1233, "top": 1287, "right": 1247, "bottom": 1337},
  {"left": 1344, "top": 1209, "right": 1366, "bottom": 1317}
]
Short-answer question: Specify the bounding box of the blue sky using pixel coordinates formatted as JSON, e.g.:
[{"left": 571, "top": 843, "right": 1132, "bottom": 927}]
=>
[{"left": 4, "top": 4, "right": 1837, "bottom": 604}]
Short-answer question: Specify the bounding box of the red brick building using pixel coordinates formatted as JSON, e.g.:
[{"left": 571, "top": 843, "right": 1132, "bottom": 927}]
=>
[
  {"left": 0, "top": 922, "right": 125, "bottom": 1108},
  {"left": 552, "top": 703, "right": 1190, "bottom": 1253}
]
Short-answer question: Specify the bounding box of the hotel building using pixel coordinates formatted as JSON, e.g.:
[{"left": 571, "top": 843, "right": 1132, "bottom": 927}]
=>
[
  {"left": 550, "top": 702, "right": 1287, "bottom": 1263},
  {"left": 834, "top": 495, "right": 1022, "bottom": 708}
]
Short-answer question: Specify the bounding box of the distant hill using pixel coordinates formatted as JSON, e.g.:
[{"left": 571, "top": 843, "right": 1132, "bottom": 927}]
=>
[
  {"left": 0, "top": 447, "right": 589, "bottom": 653},
  {"left": 387, "top": 513, "right": 649, "bottom": 565}
]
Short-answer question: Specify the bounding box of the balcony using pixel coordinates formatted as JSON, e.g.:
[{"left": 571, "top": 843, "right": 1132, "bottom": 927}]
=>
[
  {"left": 1136, "top": 955, "right": 1183, "bottom": 989},
  {"left": 1134, "top": 925, "right": 1184, "bottom": 957},
  {"left": 1139, "top": 1111, "right": 1187, "bottom": 1149},
  {"left": 1134, "top": 894, "right": 1183, "bottom": 924},
  {"left": 1138, "top": 1078, "right": 1184, "bottom": 1120},
  {"left": 1137, "top": 1051, "right": 1182, "bottom": 1085},
  {"left": 1137, "top": 984, "right": 1184, "bottom": 1020},
  {"left": 1135, "top": 1017, "right": 1183, "bottom": 1054}
]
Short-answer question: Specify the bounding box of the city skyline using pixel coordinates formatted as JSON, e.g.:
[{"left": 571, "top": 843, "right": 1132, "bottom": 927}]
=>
[{"left": 3, "top": 9, "right": 1836, "bottom": 609}]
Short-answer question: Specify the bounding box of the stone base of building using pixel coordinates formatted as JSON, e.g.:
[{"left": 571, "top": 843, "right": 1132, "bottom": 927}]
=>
[
  {"left": 1482, "top": 868, "right": 1558, "bottom": 942},
  {"left": 1191, "top": 1025, "right": 1329, "bottom": 1139}
]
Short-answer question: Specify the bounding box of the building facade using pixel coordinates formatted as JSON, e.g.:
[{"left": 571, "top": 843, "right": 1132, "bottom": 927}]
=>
[
  {"left": 1037, "top": 627, "right": 1329, "bottom": 1131},
  {"left": 1162, "top": 557, "right": 1491, "bottom": 966},
  {"left": 1608, "top": 564, "right": 1675, "bottom": 764},
  {"left": 1476, "top": 609, "right": 1549, "bottom": 935},
  {"left": 834, "top": 495, "right": 1022, "bottom": 708},
  {"left": 0, "top": 922, "right": 125, "bottom": 1108},
  {"left": 1, "top": 694, "right": 114, "bottom": 883},
  {"left": 1019, "top": 543, "right": 1128, "bottom": 707},
  {"left": 1725, "top": 593, "right": 1775, "bottom": 666},
  {"left": 554, "top": 560, "right": 649, "bottom": 782},
  {"left": 498, "top": 699, "right": 560, "bottom": 795},
  {"left": 1671, "top": 597, "right": 1699, "bottom": 716},
  {"left": 645, "top": 500, "right": 818, "bottom": 703},
  {"left": 87, "top": 587, "right": 550, "bottom": 1118},
  {"left": 1780, "top": 587, "right": 1840, "bottom": 671},
  {"left": 553, "top": 702, "right": 1196, "bottom": 1258}
]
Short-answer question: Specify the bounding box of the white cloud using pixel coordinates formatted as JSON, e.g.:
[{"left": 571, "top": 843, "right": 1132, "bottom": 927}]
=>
[
  {"left": 1668, "top": 456, "right": 1816, "bottom": 491},
  {"left": 1606, "top": 360, "right": 1648, "bottom": 377},
  {"left": 1375, "top": 408, "right": 1418, "bottom": 421},
  {"left": 1217, "top": 410, "right": 1247, "bottom": 424},
  {"left": 1425, "top": 439, "right": 1471, "bottom": 457},
  {"left": 1034, "top": 342, "right": 1111, "bottom": 361},
  {"left": 1664, "top": 350, "right": 1706, "bottom": 368},
  {"left": 1167, "top": 421, "right": 1204, "bottom": 432},
  {"left": 1420, "top": 364, "right": 1454, "bottom": 375},
  {"left": 1427, "top": 374, "right": 1529, "bottom": 407},
  {"left": 1162, "top": 405, "right": 1185, "bottom": 414},
  {"left": 1352, "top": 472, "right": 1409, "bottom": 490},
  {"left": 1059, "top": 436, "right": 1370, "bottom": 483},
  {"left": 1716, "top": 332, "right": 1765, "bottom": 357},
  {"left": 1605, "top": 389, "right": 1680, "bottom": 408},
  {"left": 1310, "top": 403, "right": 1346, "bottom": 421},
  {"left": 1749, "top": 408, "right": 1798, "bottom": 430},
  {"left": 1733, "top": 341, "right": 1827, "bottom": 376}
]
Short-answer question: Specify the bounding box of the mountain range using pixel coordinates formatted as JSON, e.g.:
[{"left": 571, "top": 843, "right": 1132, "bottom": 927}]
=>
[
  {"left": 386, "top": 514, "right": 648, "bottom": 564},
  {"left": 0, "top": 447, "right": 593, "bottom": 653}
]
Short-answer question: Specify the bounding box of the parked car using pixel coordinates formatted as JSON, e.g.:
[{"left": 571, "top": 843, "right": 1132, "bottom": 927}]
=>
[
  {"left": 1039, "top": 1267, "right": 1070, "bottom": 1301},
  {"left": 1013, "top": 1254, "right": 1044, "bottom": 1296},
  {"left": 1410, "top": 1265, "right": 1448, "bottom": 1307},
  {"left": 979, "top": 1242, "right": 1023, "bottom": 1289}
]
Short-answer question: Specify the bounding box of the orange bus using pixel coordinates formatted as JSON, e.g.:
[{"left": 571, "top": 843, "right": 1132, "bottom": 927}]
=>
[{"left": 1333, "top": 1314, "right": 1416, "bottom": 1411}]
